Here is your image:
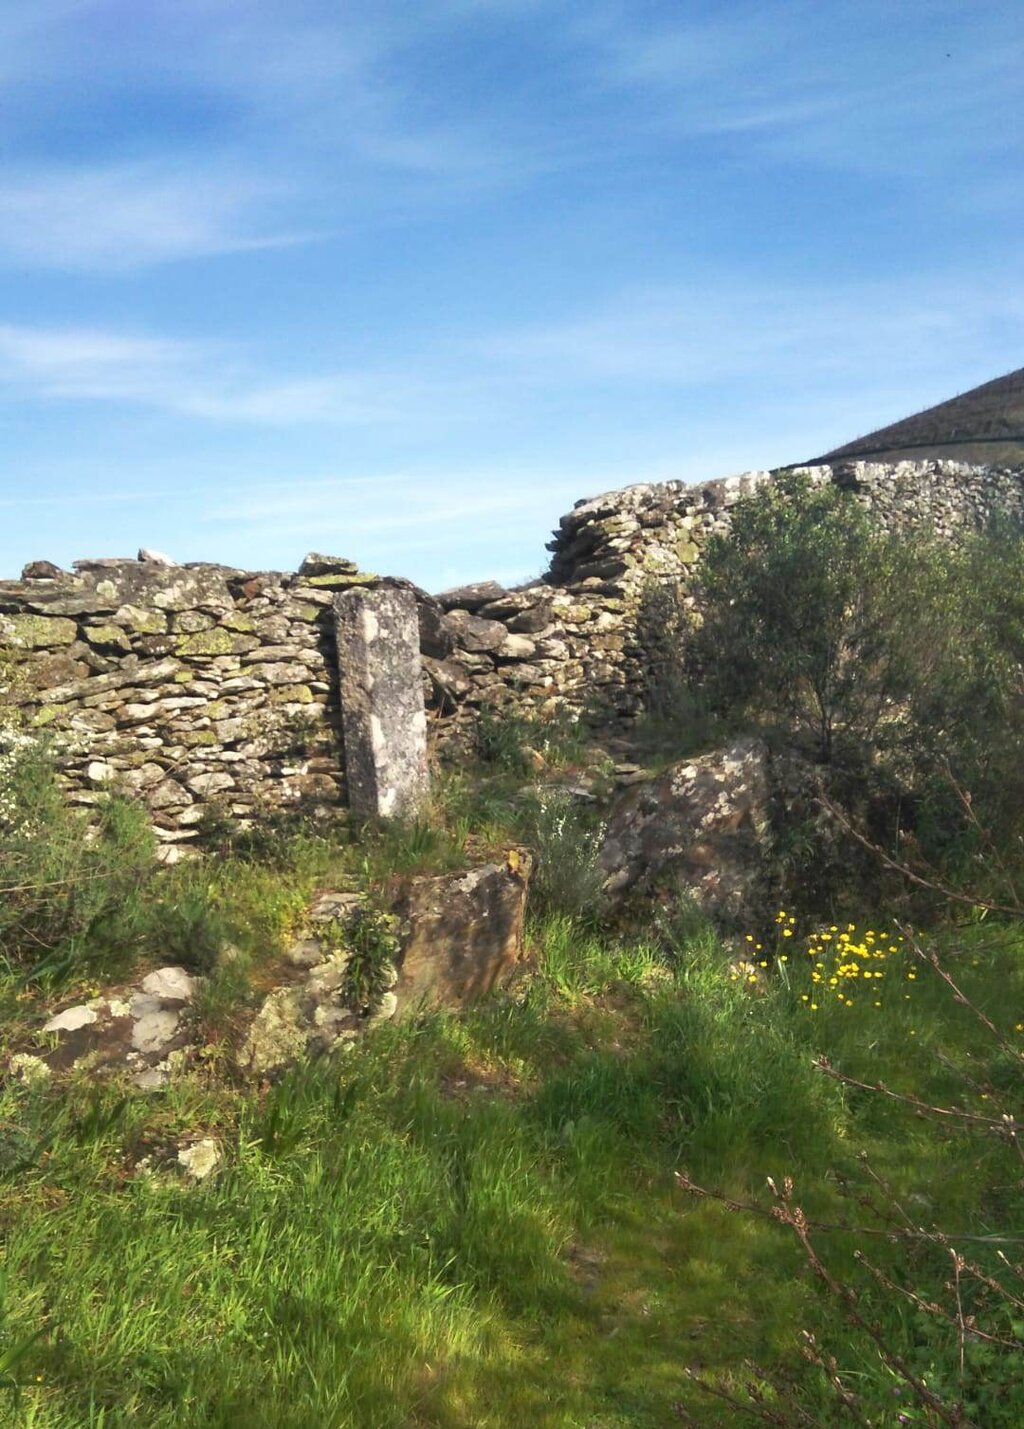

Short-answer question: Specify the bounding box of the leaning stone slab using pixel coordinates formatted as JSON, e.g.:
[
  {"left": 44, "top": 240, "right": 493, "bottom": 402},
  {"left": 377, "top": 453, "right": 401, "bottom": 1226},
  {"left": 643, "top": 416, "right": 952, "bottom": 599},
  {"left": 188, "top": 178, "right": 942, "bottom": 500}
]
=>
[{"left": 333, "top": 584, "right": 429, "bottom": 820}]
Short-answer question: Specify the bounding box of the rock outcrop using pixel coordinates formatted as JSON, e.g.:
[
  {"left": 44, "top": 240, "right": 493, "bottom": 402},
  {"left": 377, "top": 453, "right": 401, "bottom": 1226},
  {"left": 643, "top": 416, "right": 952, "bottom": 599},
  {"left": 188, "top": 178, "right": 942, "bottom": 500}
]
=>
[
  {"left": 391, "top": 855, "right": 533, "bottom": 1017},
  {"left": 599, "top": 739, "right": 774, "bottom": 927}
]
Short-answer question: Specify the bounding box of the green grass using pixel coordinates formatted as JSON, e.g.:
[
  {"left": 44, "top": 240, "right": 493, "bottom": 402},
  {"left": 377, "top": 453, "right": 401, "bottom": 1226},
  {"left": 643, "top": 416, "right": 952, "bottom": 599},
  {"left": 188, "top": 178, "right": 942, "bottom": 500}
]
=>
[{"left": 1, "top": 906, "right": 1021, "bottom": 1427}]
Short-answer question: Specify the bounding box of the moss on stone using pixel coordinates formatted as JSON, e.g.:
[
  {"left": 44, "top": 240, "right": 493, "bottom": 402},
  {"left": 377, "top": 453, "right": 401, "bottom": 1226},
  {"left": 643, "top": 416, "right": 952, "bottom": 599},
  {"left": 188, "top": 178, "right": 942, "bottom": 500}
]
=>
[
  {"left": 222, "top": 613, "right": 256, "bottom": 633},
  {"left": 174, "top": 628, "right": 238, "bottom": 657},
  {"left": 4, "top": 614, "right": 78, "bottom": 649},
  {"left": 84, "top": 624, "right": 131, "bottom": 651},
  {"left": 305, "top": 573, "right": 378, "bottom": 589},
  {"left": 267, "top": 684, "right": 314, "bottom": 705}
]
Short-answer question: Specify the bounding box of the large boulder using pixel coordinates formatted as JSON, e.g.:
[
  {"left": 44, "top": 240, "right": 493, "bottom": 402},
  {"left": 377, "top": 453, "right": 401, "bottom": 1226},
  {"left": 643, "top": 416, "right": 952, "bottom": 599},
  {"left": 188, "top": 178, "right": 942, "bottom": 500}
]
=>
[
  {"left": 598, "top": 738, "right": 773, "bottom": 927},
  {"left": 392, "top": 856, "right": 533, "bottom": 1017}
]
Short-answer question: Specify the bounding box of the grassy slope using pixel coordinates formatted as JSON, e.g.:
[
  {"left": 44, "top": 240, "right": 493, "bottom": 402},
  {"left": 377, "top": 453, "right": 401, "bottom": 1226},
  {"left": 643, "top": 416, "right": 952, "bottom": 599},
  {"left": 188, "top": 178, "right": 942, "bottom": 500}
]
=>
[{"left": 1, "top": 897, "right": 1021, "bottom": 1428}]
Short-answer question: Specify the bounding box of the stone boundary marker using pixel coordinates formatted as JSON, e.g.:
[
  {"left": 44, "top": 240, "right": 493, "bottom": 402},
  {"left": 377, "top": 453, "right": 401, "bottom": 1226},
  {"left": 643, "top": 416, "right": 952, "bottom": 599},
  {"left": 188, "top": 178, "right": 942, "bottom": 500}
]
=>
[{"left": 333, "top": 584, "right": 430, "bottom": 820}]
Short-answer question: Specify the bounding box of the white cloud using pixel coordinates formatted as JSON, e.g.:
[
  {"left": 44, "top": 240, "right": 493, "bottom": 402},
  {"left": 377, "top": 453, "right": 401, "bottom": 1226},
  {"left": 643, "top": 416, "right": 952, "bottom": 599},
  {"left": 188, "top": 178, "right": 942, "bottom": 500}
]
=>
[
  {"left": 0, "top": 320, "right": 490, "bottom": 430},
  {"left": 0, "top": 163, "right": 307, "bottom": 270}
]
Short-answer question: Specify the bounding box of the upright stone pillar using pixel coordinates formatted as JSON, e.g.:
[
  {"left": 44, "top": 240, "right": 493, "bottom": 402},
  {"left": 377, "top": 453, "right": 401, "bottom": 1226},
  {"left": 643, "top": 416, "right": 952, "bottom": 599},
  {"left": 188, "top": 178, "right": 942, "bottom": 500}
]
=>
[{"left": 333, "top": 585, "right": 430, "bottom": 820}]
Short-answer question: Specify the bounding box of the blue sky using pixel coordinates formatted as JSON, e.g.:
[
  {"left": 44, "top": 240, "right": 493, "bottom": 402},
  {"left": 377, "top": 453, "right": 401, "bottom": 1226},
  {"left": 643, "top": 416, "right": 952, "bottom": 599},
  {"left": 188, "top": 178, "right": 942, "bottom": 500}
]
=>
[{"left": 1, "top": 0, "right": 1021, "bottom": 589}]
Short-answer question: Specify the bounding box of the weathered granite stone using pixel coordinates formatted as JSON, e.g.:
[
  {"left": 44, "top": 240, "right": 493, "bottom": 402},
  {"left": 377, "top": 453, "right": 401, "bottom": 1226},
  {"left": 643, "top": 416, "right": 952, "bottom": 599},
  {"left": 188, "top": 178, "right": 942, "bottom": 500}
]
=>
[
  {"left": 417, "top": 598, "right": 454, "bottom": 659},
  {"left": 21, "top": 561, "right": 65, "bottom": 580},
  {"left": 443, "top": 609, "right": 508, "bottom": 654},
  {"left": 599, "top": 738, "right": 773, "bottom": 926},
  {"left": 140, "top": 966, "right": 194, "bottom": 1003},
  {"left": 392, "top": 856, "right": 533, "bottom": 1017},
  {"left": 333, "top": 584, "right": 429, "bottom": 820},
  {"left": 435, "top": 580, "right": 507, "bottom": 612},
  {"left": 298, "top": 553, "right": 359, "bottom": 578},
  {"left": 132, "top": 1009, "right": 180, "bottom": 1054},
  {"left": 43, "top": 1005, "right": 98, "bottom": 1033}
]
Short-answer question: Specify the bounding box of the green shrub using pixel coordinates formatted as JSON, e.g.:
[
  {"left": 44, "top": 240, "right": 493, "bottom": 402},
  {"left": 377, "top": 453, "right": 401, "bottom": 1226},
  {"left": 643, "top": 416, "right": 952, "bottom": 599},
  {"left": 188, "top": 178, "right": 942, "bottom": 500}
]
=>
[
  {"left": 691, "top": 471, "right": 918, "bottom": 763},
  {"left": 691, "top": 476, "right": 1024, "bottom": 896},
  {"left": 0, "top": 734, "right": 157, "bottom": 985},
  {"left": 339, "top": 901, "right": 402, "bottom": 1012}
]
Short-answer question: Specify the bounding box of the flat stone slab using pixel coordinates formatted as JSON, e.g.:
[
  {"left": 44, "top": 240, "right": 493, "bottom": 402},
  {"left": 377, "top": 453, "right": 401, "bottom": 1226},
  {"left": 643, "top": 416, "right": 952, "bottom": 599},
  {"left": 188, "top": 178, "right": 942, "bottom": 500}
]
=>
[
  {"left": 141, "top": 966, "right": 195, "bottom": 1003},
  {"left": 132, "top": 1009, "right": 180, "bottom": 1054},
  {"left": 43, "top": 1005, "right": 98, "bottom": 1033}
]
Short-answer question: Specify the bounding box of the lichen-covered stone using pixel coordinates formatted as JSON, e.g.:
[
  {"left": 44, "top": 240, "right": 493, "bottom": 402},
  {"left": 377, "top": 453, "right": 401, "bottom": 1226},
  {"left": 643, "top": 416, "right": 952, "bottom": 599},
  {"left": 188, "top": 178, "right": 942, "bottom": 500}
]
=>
[
  {"left": 175, "top": 628, "right": 253, "bottom": 657},
  {"left": 392, "top": 857, "right": 532, "bottom": 1016},
  {"left": 2, "top": 614, "right": 78, "bottom": 648},
  {"left": 306, "top": 572, "right": 378, "bottom": 588},
  {"left": 333, "top": 585, "right": 429, "bottom": 820},
  {"left": 238, "top": 987, "right": 312, "bottom": 1077},
  {"left": 84, "top": 624, "right": 132, "bottom": 652},
  {"left": 599, "top": 738, "right": 773, "bottom": 926}
]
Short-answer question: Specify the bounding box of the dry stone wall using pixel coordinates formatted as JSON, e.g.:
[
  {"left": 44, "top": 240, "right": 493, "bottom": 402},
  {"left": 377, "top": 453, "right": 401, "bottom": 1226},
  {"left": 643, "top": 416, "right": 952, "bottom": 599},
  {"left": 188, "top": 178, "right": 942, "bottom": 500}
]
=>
[
  {"left": 0, "top": 554, "right": 374, "bottom": 856},
  {"left": 3, "top": 459, "right": 1024, "bottom": 833},
  {"left": 427, "top": 458, "right": 1024, "bottom": 730}
]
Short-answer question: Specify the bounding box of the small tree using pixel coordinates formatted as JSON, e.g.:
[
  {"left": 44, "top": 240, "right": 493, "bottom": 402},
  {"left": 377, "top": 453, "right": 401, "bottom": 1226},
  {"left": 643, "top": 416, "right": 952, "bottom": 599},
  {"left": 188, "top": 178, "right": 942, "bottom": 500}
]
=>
[{"left": 692, "top": 473, "right": 912, "bottom": 761}]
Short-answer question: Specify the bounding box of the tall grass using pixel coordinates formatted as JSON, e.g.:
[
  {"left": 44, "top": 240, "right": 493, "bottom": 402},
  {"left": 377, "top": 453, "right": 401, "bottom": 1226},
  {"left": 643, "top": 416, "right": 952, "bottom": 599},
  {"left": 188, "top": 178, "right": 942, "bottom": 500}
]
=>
[{"left": 2, "top": 902, "right": 1020, "bottom": 1426}]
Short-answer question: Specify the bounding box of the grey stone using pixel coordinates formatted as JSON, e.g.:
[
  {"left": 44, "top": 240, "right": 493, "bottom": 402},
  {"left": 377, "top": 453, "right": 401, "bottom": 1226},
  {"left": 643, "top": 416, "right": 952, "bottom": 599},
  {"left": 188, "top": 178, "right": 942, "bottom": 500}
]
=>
[
  {"left": 186, "top": 771, "right": 235, "bottom": 796},
  {"left": 367, "top": 991, "right": 398, "bottom": 1025},
  {"left": 141, "top": 966, "right": 195, "bottom": 1003},
  {"left": 308, "top": 892, "right": 362, "bottom": 924},
  {"left": 132, "top": 1009, "right": 180, "bottom": 1054},
  {"left": 443, "top": 609, "right": 508, "bottom": 654},
  {"left": 43, "top": 1004, "right": 98, "bottom": 1033},
  {"left": 298, "top": 553, "right": 358, "bottom": 578},
  {"left": 21, "top": 560, "right": 65, "bottom": 580},
  {"left": 333, "top": 585, "right": 429, "bottom": 821},
  {"left": 435, "top": 580, "right": 507, "bottom": 612},
  {"left": 599, "top": 737, "right": 773, "bottom": 927},
  {"left": 284, "top": 938, "right": 327, "bottom": 968}
]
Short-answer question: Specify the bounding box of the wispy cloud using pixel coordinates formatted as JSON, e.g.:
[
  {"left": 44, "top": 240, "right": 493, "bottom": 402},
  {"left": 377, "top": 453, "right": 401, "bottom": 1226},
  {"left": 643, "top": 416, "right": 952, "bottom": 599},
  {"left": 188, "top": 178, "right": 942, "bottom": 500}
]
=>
[
  {"left": 0, "top": 320, "right": 490, "bottom": 429},
  {"left": 3, "top": 258, "right": 1022, "bottom": 438},
  {"left": 0, "top": 163, "right": 307, "bottom": 270}
]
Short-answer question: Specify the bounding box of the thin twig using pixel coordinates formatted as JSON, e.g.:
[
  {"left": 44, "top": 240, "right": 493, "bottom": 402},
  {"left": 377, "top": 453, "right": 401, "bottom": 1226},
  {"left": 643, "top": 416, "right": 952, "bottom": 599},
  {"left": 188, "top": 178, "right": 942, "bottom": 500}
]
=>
[{"left": 816, "top": 787, "right": 1023, "bottom": 916}]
